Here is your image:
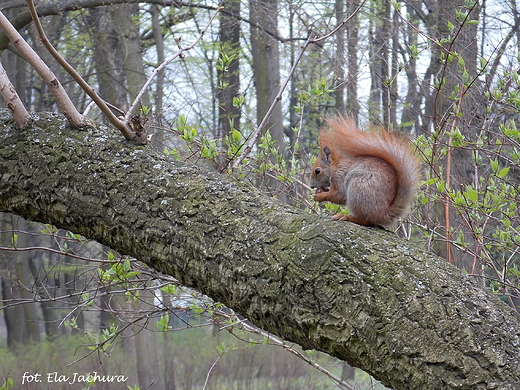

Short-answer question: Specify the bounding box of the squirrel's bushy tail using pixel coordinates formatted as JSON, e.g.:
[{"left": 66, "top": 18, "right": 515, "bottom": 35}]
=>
[{"left": 321, "top": 116, "right": 421, "bottom": 220}]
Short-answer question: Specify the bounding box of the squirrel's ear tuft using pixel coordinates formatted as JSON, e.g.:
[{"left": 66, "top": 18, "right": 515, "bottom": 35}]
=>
[{"left": 321, "top": 145, "right": 332, "bottom": 164}]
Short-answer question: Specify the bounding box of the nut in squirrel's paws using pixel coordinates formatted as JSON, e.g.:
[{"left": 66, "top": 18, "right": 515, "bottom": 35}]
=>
[
  {"left": 313, "top": 187, "right": 330, "bottom": 201},
  {"left": 314, "top": 187, "right": 330, "bottom": 194}
]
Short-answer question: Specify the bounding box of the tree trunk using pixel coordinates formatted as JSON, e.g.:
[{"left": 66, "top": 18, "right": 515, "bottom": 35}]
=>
[
  {"left": 0, "top": 7, "right": 28, "bottom": 109},
  {"left": 346, "top": 0, "right": 360, "bottom": 122},
  {"left": 249, "top": 0, "right": 286, "bottom": 199},
  {"left": 0, "top": 214, "right": 42, "bottom": 347},
  {"left": 87, "top": 6, "right": 128, "bottom": 111},
  {"left": 134, "top": 286, "right": 166, "bottom": 389},
  {"left": 368, "top": 0, "right": 385, "bottom": 124},
  {"left": 335, "top": 0, "right": 346, "bottom": 116},
  {"left": 0, "top": 111, "right": 519, "bottom": 390},
  {"left": 249, "top": 0, "right": 284, "bottom": 150},
  {"left": 217, "top": 0, "right": 241, "bottom": 139},
  {"left": 149, "top": 5, "right": 166, "bottom": 150},
  {"left": 399, "top": 1, "right": 421, "bottom": 135},
  {"left": 110, "top": 4, "right": 150, "bottom": 112}
]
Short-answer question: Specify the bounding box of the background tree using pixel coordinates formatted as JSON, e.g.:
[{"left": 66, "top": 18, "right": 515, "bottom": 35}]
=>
[{"left": 217, "top": 0, "right": 241, "bottom": 139}]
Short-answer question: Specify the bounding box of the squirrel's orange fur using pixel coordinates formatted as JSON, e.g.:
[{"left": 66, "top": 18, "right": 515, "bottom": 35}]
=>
[{"left": 310, "top": 116, "right": 421, "bottom": 227}]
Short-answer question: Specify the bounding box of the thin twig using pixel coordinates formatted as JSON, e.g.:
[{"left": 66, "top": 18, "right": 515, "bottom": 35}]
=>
[
  {"left": 124, "top": 6, "right": 223, "bottom": 125},
  {"left": 311, "top": 0, "right": 367, "bottom": 43},
  {"left": 231, "top": 35, "right": 313, "bottom": 170},
  {"left": 201, "top": 348, "right": 225, "bottom": 390},
  {"left": 214, "top": 311, "right": 356, "bottom": 390},
  {"left": 231, "top": 0, "right": 367, "bottom": 170},
  {"left": 0, "top": 9, "right": 84, "bottom": 126},
  {"left": 26, "top": 0, "right": 142, "bottom": 141}
]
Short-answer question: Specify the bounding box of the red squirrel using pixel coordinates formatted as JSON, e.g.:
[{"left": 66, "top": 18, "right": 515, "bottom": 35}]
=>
[{"left": 310, "top": 116, "right": 421, "bottom": 227}]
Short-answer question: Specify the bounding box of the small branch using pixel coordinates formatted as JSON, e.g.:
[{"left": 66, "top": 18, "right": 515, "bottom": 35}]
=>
[
  {"left": 0, "top": 59, "right": 30, "bottom": 127},
  {"left": 213, "top": 311, "right": 356, "bottom": 390},
  {"left": 124, "top": 6, "right": 223, "bottom": 125},
  {"left": 26, "top": 0, "right": 143, "bottom": 141},
  {"left": 230, "top": 1, "right": 367, "bottom": 171},
  {"left": 311, "top": 0, "right": 367, "bottom": 43},
  {"left": 0, "top": 10, "right": 84, "bottom": 127},
  {"left": 231, "top": 35, "right": 313, "bottom": 171},
  {"left": 201, "top": 347, "right": 225, "bottom": 390}
]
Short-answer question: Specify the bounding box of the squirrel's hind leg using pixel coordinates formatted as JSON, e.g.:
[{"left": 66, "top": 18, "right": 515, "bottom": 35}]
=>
[
  {"left": 332, "top": 213, "right": 392, "bottom": 230},
  {"left": 332, "top": 213, "right": 371, "bottom": 226}
]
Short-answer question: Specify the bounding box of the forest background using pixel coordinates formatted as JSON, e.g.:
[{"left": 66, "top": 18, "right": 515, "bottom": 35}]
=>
[{"left": 0, "top": 0, "right": 519, "bottom": 389}]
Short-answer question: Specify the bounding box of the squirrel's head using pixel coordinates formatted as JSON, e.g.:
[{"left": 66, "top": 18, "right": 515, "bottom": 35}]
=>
[{"left": 310, "top": 145, "right": 332, "bottom": 193}]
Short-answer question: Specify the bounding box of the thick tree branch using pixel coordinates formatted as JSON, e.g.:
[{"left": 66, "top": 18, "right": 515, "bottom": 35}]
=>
[
  {"left": 25, "top": 0, "right": 142, "bottom": 142},
  {"left": 0, "top": 59, "right": 29, "bottom": 127},
  {"left": 0, "top": 10, "right": 85, "bottom": 127},
  {"left": 0, "top": 111, "right": 519, "bottom": 390}
]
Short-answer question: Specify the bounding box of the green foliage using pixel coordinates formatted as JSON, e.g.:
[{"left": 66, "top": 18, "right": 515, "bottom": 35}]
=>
[
  {"left": 295, "top": 77, "right": 334, "bottom": 115},
  {"left": 98, "top": 257, "right": 140, "bottom": 286},
  {"left": 0, "top": 378, "right": 13, "bottom": 390},
  {"left": 418, "top": 117, "right": 520, "bottom": 303},
  {"left": 156, "top": 314, "right": 172, "bottom": 332},
  {"left": 83, "top": 324, "right": 119, "bottom": 354},
  {"left": 177, "top": 114, "right": 198, "bottom": 143}
]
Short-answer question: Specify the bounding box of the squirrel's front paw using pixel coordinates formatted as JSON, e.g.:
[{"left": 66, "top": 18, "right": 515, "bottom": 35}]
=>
[
  {"left": 313, "top": 192, "right": 328, "bottom": 202},
  {"left": 312, "top": 186, "right": 330, "bottom": 202}
]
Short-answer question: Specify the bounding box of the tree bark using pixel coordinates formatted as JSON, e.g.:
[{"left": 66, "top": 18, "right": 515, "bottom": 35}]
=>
[{"left": 0, "top": 111, "right": 519, "bottom": 390}]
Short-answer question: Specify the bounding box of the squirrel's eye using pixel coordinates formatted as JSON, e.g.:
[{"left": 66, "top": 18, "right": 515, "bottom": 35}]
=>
[{"left": 314, "top": 168, "right": 321, "bottom": 175}]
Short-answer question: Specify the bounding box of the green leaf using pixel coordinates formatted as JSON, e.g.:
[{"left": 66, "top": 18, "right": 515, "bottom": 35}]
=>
[
  {"left": 123, "top": 258, "right": 131, "bottom": 272},
  {"left": 231, "top": 128, "right": 242, "bottom": 144},
  {"left": 177, "top": 114, "right": 187, "bottom": 127},
  {"left": 232, "top": 95, "right": 245, "bottom": 108},
  {"left": 156, "top": 314, "right": 171, "bottom": 332},
  {"left": 466, "top": 186, "right": 478, "bottom": 203},
  {"left": 498, "top": 167, "right": 510, "bottom": 179},
  {"left": 490, "top": 158, "right": 499, "bottom": 173}
]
